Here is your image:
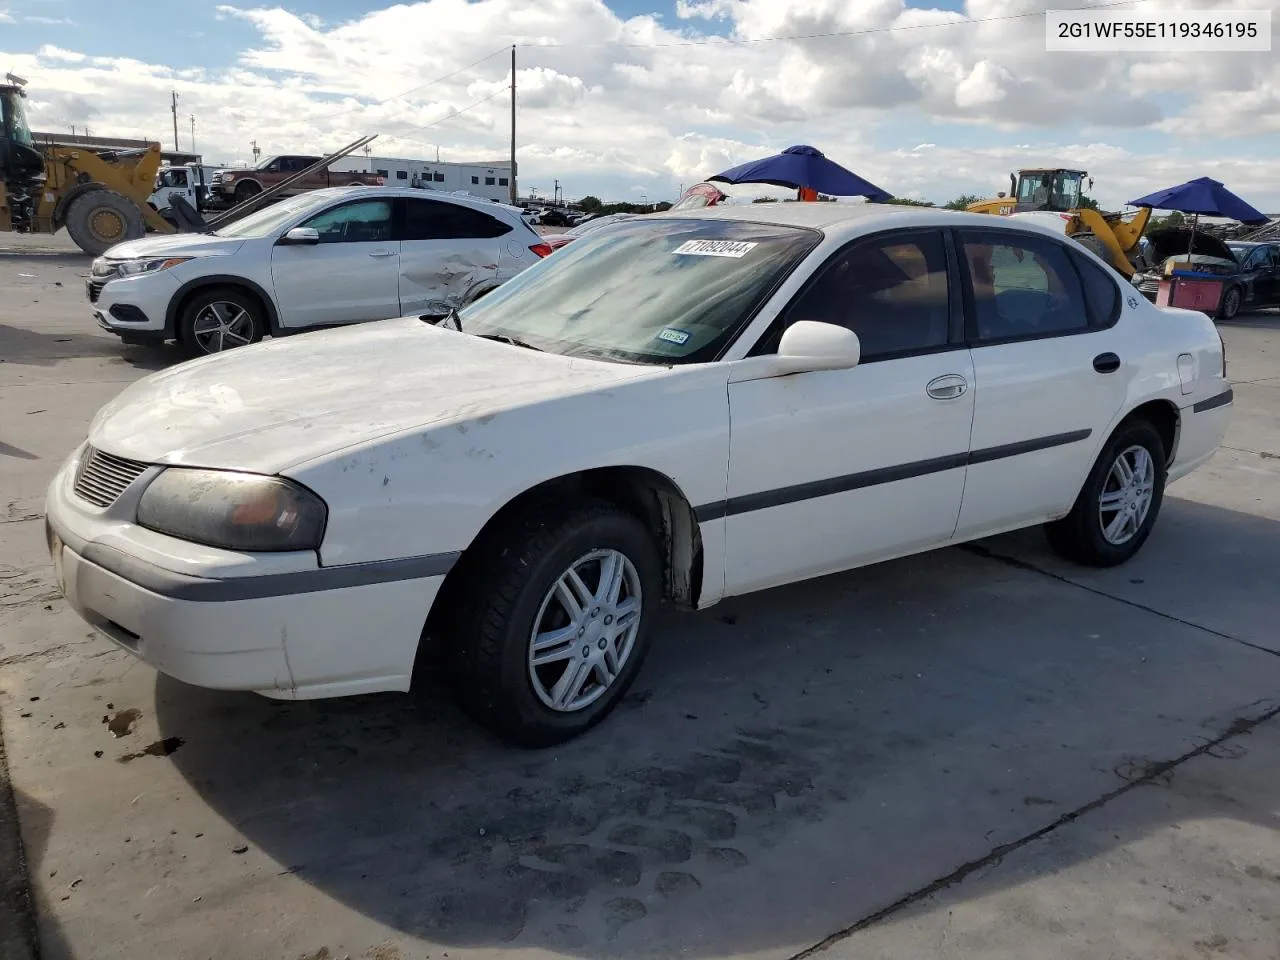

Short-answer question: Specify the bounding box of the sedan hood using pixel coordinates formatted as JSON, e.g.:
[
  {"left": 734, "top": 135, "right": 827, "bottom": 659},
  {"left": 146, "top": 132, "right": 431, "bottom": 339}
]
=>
[
  {"left": 102, "top": 233, "right": 245, "bottom": 260},
  {"left": 89, "top": 318, "right": 656, "bottom": 474},
  {"left": 1144, "top": 228, "right": 1237, "bottom": 268}
]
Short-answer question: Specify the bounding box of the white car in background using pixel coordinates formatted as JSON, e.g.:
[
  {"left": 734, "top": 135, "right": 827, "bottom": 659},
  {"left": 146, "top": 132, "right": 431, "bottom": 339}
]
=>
[
  {"left": 87, "top": 187, "right": 550, "bottom": 354},
  {"left": 48, "top": 204, "right": 1231, "bottom": 746}
]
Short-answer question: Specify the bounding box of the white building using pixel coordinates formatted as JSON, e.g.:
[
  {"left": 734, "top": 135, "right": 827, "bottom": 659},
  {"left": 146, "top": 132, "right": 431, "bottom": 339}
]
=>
[{"left": 330, "top": 156, "right": 513, "bottom": 203}]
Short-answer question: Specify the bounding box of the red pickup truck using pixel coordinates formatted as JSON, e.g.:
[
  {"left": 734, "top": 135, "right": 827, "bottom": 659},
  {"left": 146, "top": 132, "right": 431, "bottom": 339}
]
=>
[{"left": 210, "top": 155, "right": 385, "bottom": 206}]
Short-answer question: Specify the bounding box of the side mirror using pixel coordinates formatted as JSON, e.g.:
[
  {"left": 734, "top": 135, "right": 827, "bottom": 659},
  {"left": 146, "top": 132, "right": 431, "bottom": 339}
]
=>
[
  {"left": 773, "top": 321, "right": 861, "bottom": 374},
  {"left": 278, "top": 227, "right": 320, "bottom": 246}
]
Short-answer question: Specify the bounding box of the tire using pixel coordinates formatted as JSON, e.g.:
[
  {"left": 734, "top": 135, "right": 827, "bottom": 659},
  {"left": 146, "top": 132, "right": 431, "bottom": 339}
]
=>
[
  {"left": 441, "top": 499, "right": 662, "bottom": 748},
  {"left": 233, "top": 180, "right": 263, "bottom": 204},
  {"left": 1218, "top": 285, "right": 1242, "bottom": 321},
  {"left": 178, "top": 287, "right": 266, "bottom": 356},
  {"left": 63, "top": 190, "right": 146, "bottom": 256},
  {"left": 1044, "top": 418, "right": 1167, "bottom": 567}
]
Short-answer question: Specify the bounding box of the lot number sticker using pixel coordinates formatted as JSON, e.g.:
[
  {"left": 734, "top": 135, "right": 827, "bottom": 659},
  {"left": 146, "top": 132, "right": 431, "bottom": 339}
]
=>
[{"left": 673, "top": 239, "right": 758, "bottom": 259}]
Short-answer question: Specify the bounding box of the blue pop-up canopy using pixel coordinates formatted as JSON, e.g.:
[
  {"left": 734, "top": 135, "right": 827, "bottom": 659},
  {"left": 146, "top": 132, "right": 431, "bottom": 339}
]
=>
[
  {"left": 708, "top": 145, "right": 893, "bottom": 202},
  {"left": 1129, "top": 177, "right": 1267, "bottom": 224}
]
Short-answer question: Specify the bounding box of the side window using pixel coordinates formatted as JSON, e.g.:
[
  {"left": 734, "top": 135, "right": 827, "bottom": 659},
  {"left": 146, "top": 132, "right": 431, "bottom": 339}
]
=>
[
  {"left": 300, "top": 200, "right": 393, "bottom": 244},
  {"left": 264, "top": 158, "right": 282, "bottom": 173},
  {"left": 779, "top": 231, "right": 951, "bottom": 361},
  {"left": 1068, "top": 248, "right": 1120, "bottom": 327},
  {"left": 1270, "top": 246, "right": 1280, "bottom": 269},
  {"left": 403, "top": 199, "right": 512, "bottom": 241},
  {"left": 960, "top": 232, "right": 1089, "bottom": 341}
]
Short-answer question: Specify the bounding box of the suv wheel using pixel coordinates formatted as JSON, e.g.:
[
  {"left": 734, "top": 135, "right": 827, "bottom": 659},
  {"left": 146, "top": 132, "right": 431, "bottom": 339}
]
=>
[{"left": 179, "top": 288, "right": 265, "bottom": 356}]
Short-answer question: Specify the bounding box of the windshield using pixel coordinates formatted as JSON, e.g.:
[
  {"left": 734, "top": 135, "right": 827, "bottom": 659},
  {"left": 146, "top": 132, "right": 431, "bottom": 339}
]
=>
[
  {"left": 254, "top": 155, "right": 279, "bottom": 170},
  {"left": 567, "top": 213, "right": 633, "bottom": 238},
  {"left": 456, "top": 218, "right": 820, "bottom": 364},
  {"left": 4, "top": 91, "right": 34, "bottom": 147},
  {"left": 213, "top": 191, "right": 337, "bottom": 239}
]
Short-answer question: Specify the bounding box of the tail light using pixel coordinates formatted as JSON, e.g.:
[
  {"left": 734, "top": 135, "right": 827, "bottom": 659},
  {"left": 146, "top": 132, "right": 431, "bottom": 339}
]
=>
[{"left": 529, "top": 243, "right": 553, "bottom": 258}]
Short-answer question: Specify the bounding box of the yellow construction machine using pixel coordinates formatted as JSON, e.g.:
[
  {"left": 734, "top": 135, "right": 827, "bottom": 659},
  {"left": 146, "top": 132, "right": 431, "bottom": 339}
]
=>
[
  {"left": 966, "top": 168, "right": 1152, "bottom": 277},
  {"left": 1, "top": 77, "right": 174, "bottom": 255}
]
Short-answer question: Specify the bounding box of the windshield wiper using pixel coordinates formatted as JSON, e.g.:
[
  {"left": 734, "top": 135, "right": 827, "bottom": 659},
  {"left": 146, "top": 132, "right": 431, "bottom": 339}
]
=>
[
  {"left": 475, "top": 333, "right": 544, "bottom": 352},
  {"left": 421, "top": 306, "right": 462, "bottom": 330}
]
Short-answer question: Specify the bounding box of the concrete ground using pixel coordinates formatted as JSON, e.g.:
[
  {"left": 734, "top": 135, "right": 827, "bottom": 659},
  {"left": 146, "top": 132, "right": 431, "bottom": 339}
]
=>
[{"left": 1, "top": 237, "right": 1278, "bottom": 960}]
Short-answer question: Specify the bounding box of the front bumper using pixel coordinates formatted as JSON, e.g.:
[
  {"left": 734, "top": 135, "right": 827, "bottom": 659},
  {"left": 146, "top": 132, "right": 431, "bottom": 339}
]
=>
[
  {"left": 45, "top": 448, "right": 444, "bottom": 699},
  {"left": 88, "top": 270, "right": 181, "bottom": 341}
]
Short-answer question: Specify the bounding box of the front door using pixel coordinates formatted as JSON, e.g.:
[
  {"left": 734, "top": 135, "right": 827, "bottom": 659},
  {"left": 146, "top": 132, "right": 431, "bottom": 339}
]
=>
[
  {"left": 270, "top": 198, "right": 400, "bottom": 330},
  {"left": 722, "top": 229, "right": 975, "bottom": 597},
  {"left": 397, "top": 197, "right": 504, "bottom": 315},
  {"left": 951, "top": 227, "right": 1130, "bottom": 539}
]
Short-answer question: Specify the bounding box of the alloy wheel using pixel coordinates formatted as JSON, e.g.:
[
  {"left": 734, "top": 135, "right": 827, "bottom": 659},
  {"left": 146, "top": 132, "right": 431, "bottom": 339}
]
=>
[
  {"left": 527, "top": 549, "right": 643, "bottom": 713},
  {"left": 1098, "top": 444, "right": 1156, "bottom": 545},
  {"left": 191, "top": 301, "right": 256, "bottom": 354}
]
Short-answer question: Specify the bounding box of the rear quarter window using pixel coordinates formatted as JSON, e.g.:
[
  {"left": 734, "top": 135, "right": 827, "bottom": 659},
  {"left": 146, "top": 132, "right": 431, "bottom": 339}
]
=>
[{"left": 1068, "top": 248, "right": 1121, "bottom": 328}]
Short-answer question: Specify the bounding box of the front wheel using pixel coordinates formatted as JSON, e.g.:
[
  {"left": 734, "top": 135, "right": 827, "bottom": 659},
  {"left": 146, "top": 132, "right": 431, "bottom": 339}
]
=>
[
  {"left": 441, "top": 500, "right": 662, "bottom": 747},
  {"left": 1044, "top": 419, "right": 1167, "bottom": 567},
  {"left": 178, "top": 287, "right": 265, "bottom": 356}
]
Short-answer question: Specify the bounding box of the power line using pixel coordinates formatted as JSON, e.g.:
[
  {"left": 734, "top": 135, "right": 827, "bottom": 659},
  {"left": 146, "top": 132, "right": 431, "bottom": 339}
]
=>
[
  {"left": 393, "top": 86, "right": 509, "bottom": 139},
  {"left": 374, "top": 45, "right": 510, "bottom": 106},
  {"left": 522, "top": 0, "right": 1146, "bottom": 48}
]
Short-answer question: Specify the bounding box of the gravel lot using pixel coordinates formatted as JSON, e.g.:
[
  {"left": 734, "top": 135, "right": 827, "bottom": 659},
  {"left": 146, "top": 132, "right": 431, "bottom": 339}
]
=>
[{"left": 2, "top": 233, "right": 1278, "bottom": 960}]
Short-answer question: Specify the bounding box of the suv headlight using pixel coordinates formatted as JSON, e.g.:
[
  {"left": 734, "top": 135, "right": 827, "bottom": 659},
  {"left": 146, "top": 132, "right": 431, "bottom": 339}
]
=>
[
  {"left": 137, "top": 469, "right": 327, "bottom": 552},
  {"left": 117, "top": 257, "right": 192, "bottom": 277}
]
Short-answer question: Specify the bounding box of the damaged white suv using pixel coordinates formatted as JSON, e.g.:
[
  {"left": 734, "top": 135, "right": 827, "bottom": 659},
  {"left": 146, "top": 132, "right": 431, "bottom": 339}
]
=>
[{"left": 87, "top": 186, "right": 549, "bottom": 354}]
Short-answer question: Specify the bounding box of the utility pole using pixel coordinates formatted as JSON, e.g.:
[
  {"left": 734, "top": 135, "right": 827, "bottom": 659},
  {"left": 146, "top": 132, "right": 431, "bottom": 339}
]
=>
[
  {"left": 70, "top": 124, "right": 76, "bottom": 137},
  {"left": 554, "top": 178, "right": 560, "bottom": 206},
  {"left": 190, "top": 114, "right": 196, "bottom": 153},
  {"left": 251, "top": 139, "right": 260, "bottom": 163},
  {"left": 170, "top": 91, "right": 180, "bottom": 152},
  {"left": 509, "top": 44, "right": 517, "bottom": 205}
]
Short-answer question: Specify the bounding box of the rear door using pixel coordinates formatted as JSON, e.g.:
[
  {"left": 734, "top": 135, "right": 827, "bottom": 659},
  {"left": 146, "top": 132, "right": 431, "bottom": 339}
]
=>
[
  {"left": 1258, "top": 245, "right": 1280, "bottom": 305},
  {"left": 951, "top": 227, "right": 1129, "bottom": 540},
  {"left": 396, "top": 197, "right": 509, "bottom": 315},
  {"left": 270, "top": 197, "right": 400, "bottom": 329}
]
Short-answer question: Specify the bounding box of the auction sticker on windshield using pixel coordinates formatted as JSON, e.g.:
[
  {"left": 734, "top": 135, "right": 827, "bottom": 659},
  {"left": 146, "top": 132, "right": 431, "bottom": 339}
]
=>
[{"left": 673, "top": 239, "right": 758, "bottom": 258}]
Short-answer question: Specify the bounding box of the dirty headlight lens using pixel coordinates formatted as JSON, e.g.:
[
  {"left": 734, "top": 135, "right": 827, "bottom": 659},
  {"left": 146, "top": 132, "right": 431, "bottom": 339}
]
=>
[{"left": 137, "top": 469, "right": 327, "bottom": 552}]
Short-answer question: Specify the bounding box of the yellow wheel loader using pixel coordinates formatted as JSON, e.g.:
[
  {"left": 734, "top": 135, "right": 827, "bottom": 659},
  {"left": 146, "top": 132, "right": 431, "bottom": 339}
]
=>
[
  {"left": 966, "top": 168, "right": 1152, "bottom": 278},
  {"left": 2, "top": 79, "right": 176, "bottom": 255}
]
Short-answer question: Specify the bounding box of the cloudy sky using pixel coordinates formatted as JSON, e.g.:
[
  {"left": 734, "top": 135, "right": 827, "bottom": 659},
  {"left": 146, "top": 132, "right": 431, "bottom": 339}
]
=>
[{"left": 2, "top": 0, "right": 1278, "bottom": 209}]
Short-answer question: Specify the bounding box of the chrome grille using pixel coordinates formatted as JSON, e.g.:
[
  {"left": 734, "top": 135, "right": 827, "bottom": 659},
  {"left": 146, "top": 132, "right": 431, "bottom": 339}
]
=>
[{"left": 73, "top": 447, "right": 150, "bottom": 508}]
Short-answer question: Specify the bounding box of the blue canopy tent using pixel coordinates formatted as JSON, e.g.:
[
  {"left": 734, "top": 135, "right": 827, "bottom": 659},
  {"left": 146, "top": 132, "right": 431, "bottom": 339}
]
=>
[
  {"left": 708, "top": 145, "right": 893, "bottom": 203},
  {"left": 1129, "top": 176, "right": 1268, "bottom": 256}
]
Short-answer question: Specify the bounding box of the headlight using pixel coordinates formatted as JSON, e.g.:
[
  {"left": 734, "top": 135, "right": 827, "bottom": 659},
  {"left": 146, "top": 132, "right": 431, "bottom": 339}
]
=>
[
  {"left": 137, "top": 469, "right": 327, "bottom": 552},
  {"left": 117, "top": 257, "right": 192, "bottom": 277}
]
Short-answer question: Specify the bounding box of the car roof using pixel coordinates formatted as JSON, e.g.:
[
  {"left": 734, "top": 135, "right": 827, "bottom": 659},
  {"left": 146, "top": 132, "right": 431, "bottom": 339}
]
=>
[
  {"left": 656, "top": 201, "right": 1073, "bottom": 242},
  {"left": 310, "top": 184, "right": 527, "bottom": 218}
]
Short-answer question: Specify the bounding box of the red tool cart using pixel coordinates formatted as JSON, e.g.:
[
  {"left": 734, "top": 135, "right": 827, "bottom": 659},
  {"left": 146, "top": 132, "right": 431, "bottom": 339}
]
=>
[{"left": 1155, "top": 268, "right": 1224, "bottom": 314}]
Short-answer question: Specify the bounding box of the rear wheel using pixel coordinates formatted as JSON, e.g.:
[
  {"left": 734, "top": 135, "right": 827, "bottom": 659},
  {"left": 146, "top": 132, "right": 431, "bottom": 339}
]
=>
[
  {"left": 64, "top": 191, "right": 145, "bottom": 255},
  {"left": 1218, "top": 285, "right": 1242, "bottom": 321},
  {"left": 178, "top": 287, "right": 265, "bottom": 356},
  {"left": 440, "top": 500, "right": 662, "bottom": 747},
  {"left": 1044, "top": 419, "right": 1166, "bottom": 567}
]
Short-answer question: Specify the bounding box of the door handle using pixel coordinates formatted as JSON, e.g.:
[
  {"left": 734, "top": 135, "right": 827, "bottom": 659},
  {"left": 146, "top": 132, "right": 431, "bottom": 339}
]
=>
[
  {"left": 1093, "top": 352, "right": 1121, "bottom": 373},
  {"left": 368, "top": 249, "right": 396, "bottom": 258},
  {"left": 926, "top": 374, "right": 968, "bottom": 400}
]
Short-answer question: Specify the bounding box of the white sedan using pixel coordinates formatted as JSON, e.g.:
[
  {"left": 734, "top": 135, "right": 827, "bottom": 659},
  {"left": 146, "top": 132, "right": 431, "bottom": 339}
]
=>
[
  {"left": 46, "top": 203, "right": 1232, "bottom": 746},
  {"left": 87, "top": 186, "right": 549, "bottom": 355}
]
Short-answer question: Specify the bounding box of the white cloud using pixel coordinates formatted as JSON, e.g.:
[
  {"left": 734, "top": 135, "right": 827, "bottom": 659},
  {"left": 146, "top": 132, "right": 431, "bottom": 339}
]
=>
[
  {"left": 1, "top": 0, "right": 1277, "bottom": 208},
  {"left": 23, "top": 14, "right": 75, "bottom": 24},
  {"left": 0, "top": 8, "right": 14, "bottom": 22}
]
